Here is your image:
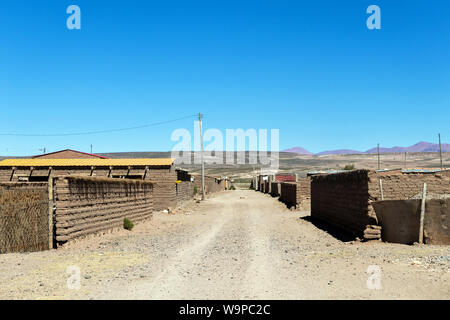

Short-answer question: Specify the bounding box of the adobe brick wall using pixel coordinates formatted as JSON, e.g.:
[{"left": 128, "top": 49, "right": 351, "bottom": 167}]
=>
[
  {"left": 373, "top": 199, "right": 450, "bottom": 245},
  {"left": 368, "top": 171, "right": 450, "bottom": 200},
  {"left": 53, "top": 176, "right": 153, "bottom": 245},
  {"left": 279, "top": 178, "right": 311, "bottom": 208},
  {"left": 193, "top": 175, "right": 225, "bottom": 194},
  {"left": 176, "top": 181, "right": 194, "bottom": 205},
  {"left": 270, "top": 182, "right": 280, "bottom": 197},
  {"left": 0, "top": 165, "right": 179, "bottom": 212},
  {"left": 311, "top": 170, "right": 450, "bottom": 240}
]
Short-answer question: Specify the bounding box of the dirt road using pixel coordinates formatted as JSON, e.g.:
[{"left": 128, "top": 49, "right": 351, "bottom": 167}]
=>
[{"left": 0, "top": 190, "right": 449, "bottom": 299}]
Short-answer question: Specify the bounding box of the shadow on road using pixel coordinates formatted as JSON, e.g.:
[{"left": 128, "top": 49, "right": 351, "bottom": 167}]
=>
[{"left": 300, "top": 216, "right": 355, "bottom": 242}]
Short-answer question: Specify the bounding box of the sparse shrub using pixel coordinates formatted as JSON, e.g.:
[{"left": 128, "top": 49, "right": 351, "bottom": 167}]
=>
[
  {"left": 343, "top": 164, "right": 355, "bottom": 170},
  {"left": 193, "top": 186, "right": 197, "bottom": 194},
  {"left": 230, "top": 185, "right": 236, "bottom": 190},
  {"left": 123, "top": 218, "right": 134, "bottom": 231}
]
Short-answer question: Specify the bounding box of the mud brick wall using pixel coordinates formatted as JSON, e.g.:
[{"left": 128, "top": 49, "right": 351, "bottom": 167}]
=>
[
  {"left": 270, "top": 182, "right": 280, "bottom": 197},
  {"left": 0, "top": 183, "right": 50, "bottom": 253},
  {"left": 279, "top": 178, "right": 311, "bottom": 208},
  {"left": 151, "top": 182, "right": 177, "bottom": 211},
  {"left": 193, "top": 175, "right": 225, "bottom": 194},
  {"left": 176, "top": 181, "right": 194, "bottom": 205},
  {"left": 53, "top": 177, "right": 153, "bottom": 244},
  {"left": 311, "top": 170, "right": 450, "bottom": 240},
  {"left": 145, "top": 167, "right": 177, "bottom": 211},
  {"left": 368, "top": 171, "right": 450, "bottom": 201},
  {"left": 258, "top": 175, "right": 265, "bottom": 193},
  {"left": 311, "top": 170, "right": 376, "bottom": 238}
]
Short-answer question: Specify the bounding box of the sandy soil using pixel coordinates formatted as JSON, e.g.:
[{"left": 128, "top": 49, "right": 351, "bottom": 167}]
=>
[{"left": 0, "top": 190, "right": 449, "bottom": 300}]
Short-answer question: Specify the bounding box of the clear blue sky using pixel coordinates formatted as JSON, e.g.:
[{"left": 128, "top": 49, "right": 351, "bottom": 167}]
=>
[{"left": 1, "top": 0, "right": 449, "bottom": 156}]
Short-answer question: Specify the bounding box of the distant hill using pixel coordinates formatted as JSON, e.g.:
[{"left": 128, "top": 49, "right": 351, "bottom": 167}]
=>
[
  {"left": 316, "top": 149, "right": 362, "bottom": 156},
  {"left": 365, "top": 142, "right": 450, "bottom": 154},
  {"left": 281, "top": 147, "right": 313, "bottom": 155},
  {"left": 283, "top": 141, "right": 450, "bottom": 155}
]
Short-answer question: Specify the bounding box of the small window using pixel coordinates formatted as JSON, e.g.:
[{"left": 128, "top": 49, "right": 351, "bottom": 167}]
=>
[{"left": 28, "top": 176, "right": 49, "bottom": 182}]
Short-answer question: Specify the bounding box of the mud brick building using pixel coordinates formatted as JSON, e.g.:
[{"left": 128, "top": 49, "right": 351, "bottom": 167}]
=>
[
  {"left": 0, "top": 158, "right": 177, "bottom": 211},
  {"left": 311, "top": 169, "right": 450, "bottom": 240}
]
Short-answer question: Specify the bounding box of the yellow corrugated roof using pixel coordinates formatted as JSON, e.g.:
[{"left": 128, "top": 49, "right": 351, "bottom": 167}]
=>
[{"left": 0, "top": 158, "right": 175, "bottom": 167}]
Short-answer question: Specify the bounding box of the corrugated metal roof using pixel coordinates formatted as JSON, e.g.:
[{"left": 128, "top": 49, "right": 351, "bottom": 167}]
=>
[{"left": 0, "top": 158, "right": 175, "bottom": 167}]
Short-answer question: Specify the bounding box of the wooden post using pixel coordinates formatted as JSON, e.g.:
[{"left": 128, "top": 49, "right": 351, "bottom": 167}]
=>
[
  {"left": 377, "top": 143, "right": 380, "bottom": 170},
  {"left": 419, "top": 183, "right": 427, "bottom": 244},
  {"left": 9, "top": 167, "right": 16, "bottom": 181},
  {"left": 48, "top": 177, "right": 54, "bottom": 250},
  {"left": 379, "top": 179, "right": 384, "bottom": 201},
  {"left": 199, "top": 112, "right": 205, "bottom": 200},
  {"left": 439, "top": 133, "right": 443, "bottom": 171}
]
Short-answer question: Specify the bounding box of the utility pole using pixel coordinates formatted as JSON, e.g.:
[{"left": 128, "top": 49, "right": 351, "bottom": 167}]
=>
[
  {"left": 404, "top": 152, "right": 407, "bottom": 169},
  {"left": 90, "top": 144, "right": 93, "bottom": 154},
  {"left": 438, "top": 133, "right": 443, "bottom": 171},
  {"left": 199, "top": 112, "right": 205, "bottom": 200},
  {"left": 377, "top": 143, "right": 380, "bottom": 170}
]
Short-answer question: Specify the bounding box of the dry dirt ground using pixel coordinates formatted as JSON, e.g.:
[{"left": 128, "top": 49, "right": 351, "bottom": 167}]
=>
[{"left": 0, "top": 190, "right": 449, "bottom": 300}]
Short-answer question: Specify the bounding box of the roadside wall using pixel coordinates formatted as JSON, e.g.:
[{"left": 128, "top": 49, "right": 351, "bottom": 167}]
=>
[
  {"left": 193, "top": 175, "right": 226, "bottom": 195},
  {"left": 279, "top": 178, "right": 311, "bottom": 208},
  {"left": 146, "top": 168, "right": 177, "bottom": 211},
  {"left": 270, "top": 182, "right": 280, "bottom": 197},
  {"left": 368, "top": 171, "right": 450, "bottom": 200},
  {"left": 0, "top": 183, "right": 50, "bottom": 253},
  {"left": 373, "top": 199, "right": 450, "bottom": 245},
  {"left": 54, "top": 176, "right": 153, "bottom": 245},
  {"left": 311, "top": 170, "right": 450, "bottom": 240},
  {"left": 176, "top": 181, "right": 194, "bottom": 205}
]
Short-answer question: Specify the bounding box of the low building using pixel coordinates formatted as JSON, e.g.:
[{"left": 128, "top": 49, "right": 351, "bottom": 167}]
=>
[{"left": 0, "top": 158, "right": 177, "bottom": 211}]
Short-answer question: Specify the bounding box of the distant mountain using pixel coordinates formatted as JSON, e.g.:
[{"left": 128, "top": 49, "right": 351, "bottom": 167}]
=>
[
  {"left": 316, "top": 149, "right": 362, "bottom": 156},
  {"left": 281, "top": 147, "right": 313, "bottom": 155},
  {"left": 283, "top": 141, "right": 450, "bottom": 156},
  {"left": 365, "top": 141, "right": 450, "bottom": 153}
]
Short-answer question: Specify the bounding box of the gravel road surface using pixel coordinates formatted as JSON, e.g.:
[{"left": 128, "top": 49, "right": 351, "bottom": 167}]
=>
[{"left": 0, "top": 190, "right": 448, "bottom": 299}]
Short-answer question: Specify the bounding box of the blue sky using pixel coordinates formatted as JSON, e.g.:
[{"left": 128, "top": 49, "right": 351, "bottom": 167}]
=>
[{"left": 1, "top": 0, "right": 449, "bottom": 156}]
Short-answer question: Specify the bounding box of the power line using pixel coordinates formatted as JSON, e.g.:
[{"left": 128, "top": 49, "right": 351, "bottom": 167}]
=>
[{"left": 0, "top": 114, "right": 196, "bottom": 137}]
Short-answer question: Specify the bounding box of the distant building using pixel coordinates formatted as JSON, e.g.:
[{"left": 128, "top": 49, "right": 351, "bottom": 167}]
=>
[
  {"left": 274, "top": 173, "right": 296, "bottom": 182},
  {"left": 32, "top": 149, "right": 109, "bottom": 159}
]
